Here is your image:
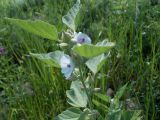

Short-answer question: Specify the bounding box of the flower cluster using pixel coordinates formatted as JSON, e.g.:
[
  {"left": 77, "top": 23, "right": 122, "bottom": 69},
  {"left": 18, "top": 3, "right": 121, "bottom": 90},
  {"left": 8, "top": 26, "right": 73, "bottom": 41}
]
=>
[{"left": 60, "top": 32, "right": 91, "bottom": 79}]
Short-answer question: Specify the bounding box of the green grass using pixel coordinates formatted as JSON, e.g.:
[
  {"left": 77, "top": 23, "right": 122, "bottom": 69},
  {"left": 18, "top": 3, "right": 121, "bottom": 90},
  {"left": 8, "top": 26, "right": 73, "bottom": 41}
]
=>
[{"left": 0, "top": 0, "right": 160, "bottom": 119}]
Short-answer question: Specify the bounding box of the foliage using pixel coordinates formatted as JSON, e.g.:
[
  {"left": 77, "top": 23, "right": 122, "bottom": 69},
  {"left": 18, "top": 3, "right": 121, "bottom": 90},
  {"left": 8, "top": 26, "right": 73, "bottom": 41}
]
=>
[{"left": 0, "top": 0, "right": 160, "bottom": 120}]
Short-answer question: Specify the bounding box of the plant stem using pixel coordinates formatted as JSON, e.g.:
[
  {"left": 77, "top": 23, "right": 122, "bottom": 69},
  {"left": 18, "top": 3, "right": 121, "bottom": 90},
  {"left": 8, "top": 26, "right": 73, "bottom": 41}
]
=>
[{"left": 79, "top": 67, "right": 93, "bottom": 110}]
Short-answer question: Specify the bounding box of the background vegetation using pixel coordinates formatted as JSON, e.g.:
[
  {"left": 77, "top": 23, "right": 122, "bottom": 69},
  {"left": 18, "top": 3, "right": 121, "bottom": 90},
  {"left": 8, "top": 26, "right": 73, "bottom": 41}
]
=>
[{"left": 0, "top": 0, "right": 160, "bottom": 119}]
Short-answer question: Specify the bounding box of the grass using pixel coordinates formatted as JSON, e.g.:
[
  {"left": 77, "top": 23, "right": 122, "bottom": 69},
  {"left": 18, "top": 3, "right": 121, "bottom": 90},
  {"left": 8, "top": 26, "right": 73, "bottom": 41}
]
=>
[{"left": 0, "top": 0, "right": 160, "bottom": 119}]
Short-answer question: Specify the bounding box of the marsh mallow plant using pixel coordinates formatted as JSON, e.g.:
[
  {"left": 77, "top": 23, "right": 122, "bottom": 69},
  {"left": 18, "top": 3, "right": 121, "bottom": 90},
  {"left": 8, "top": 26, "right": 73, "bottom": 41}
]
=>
[{"left": 5, "top": 0, "right": 142, "bottom": 119}]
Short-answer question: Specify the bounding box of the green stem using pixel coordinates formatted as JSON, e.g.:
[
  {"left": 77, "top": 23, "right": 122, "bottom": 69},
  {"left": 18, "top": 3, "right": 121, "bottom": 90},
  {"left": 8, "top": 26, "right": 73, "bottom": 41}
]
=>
[{"left": 79, "top": 67, "right": 93, "bottom": 110}]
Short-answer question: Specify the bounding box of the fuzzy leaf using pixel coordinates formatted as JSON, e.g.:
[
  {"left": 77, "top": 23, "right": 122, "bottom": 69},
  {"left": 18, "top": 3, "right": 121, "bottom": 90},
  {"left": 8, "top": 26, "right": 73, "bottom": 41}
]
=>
[
  {"left": 66, "top": 80, "right": 88, "bottom": 108},
  {"left": 86, "top": 54, "right": 108, "bottom": 74},
  {"left": 56, "top": 107, "right": 82, "bottom": 120},
  {"left": 62, "top": 0, "right": 81, "bottom": 31},
  {"left": 5, "top": 18, "right": 58, "bottom": 40},
  {"left": 56, "top": 107, "right": 89, "bottom": 120},
  {"left": 72, "top": 41, "right": 115, "bottom": 58},
  {"left": 30, "top": 51, "right": 64, "bottom": 68}
]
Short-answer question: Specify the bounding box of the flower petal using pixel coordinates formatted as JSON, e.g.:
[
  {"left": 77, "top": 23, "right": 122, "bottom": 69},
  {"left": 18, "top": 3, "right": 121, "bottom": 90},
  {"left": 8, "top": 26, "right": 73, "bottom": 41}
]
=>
[
  {"left": 60, "top": 54, "right": 74, "bottom": 79},
  {"left": 72, "top": 32, "right": 91, "bottom": 44}
]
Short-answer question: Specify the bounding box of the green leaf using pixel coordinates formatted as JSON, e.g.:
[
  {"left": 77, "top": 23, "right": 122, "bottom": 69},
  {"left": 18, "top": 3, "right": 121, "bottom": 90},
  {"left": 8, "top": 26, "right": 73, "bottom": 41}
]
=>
[
  {"left": 97, "top": 115, "right": 105, "bottom": 120},
  {"left": 5, "top": 18, "right": 58, "bottom": 40},
  {"left": 92, "top": 99, "right": 109, "bottom": 112},
  {"left": 62, "top": 0, "right": 81, "bottom": 31},
  {"left": 72, "top": 41, "right": 115, "bottom": 58},
  {"left": 56, "top": 107, "right": 82, "bottom": 120},
  {"left": 106, "top": 110, "right": 121, "bottom": 120},
  {"left": 110, "top": 0, "right": 128, "bottom": 10},
  {"left": 121, "top": 110, "right": 142, "bottom": 120},
  {"left": 56, "top": 107, "right": 89, "bottom": 120},
  {"left": 79, "top": 110, "right": 90, "bottom": 120},
  {"left": 94, "top": 93, "right": 111, "bottom": 103},
  {"left": 30, "top": 51, "right": 64, "bottom": 68},
  {"left": 113, "top": 83, "right": 128, "bottom": 107},
  {"left": 106, "top": 110, "right": 142, "bottom": 120},
  {"left": 114, "top": 83, "right": 128, "bottom": 100},
  {"left": 66, "top": 80, "right": 88, "bottom": 108},
  {"left": 85, "top": 54, "right": 108, "bottom": 74}
]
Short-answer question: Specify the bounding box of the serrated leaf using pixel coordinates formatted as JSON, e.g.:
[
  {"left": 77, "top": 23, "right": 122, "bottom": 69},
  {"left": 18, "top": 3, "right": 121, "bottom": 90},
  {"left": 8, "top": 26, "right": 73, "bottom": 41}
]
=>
[
  {"left": 85, "top": 54, "right": 108, "bottom": 74},
  {"left": 72, "top": 41, "right": 115, "bottom": 58},
  {"left": 5, "top": 18, "right": 58, "bottom": 40},
  {"left": 30, "top": 51, "right": 64, "bottom": 68},
  {"left": 62, "top": 0, "right": 81, "bottom": 31},
  {"left": 66, "top": 80, "right": 88, "bottom": 108}
]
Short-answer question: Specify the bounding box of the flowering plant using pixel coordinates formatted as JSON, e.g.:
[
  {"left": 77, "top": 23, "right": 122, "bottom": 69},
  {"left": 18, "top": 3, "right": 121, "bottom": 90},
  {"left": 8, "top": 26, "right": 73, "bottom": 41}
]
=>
[{"left": 6, "top": 0, "right": 142, "bottom": 119}]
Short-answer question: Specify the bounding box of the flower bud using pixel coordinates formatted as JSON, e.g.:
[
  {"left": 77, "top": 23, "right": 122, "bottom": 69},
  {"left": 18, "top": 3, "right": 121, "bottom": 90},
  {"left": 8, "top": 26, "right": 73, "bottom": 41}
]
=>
[
  {"left": 59, "top": 43, "right": 68, "bottom": 47},
  {"left": 93, "top": 88, "right": 101, "bottom": 92}
]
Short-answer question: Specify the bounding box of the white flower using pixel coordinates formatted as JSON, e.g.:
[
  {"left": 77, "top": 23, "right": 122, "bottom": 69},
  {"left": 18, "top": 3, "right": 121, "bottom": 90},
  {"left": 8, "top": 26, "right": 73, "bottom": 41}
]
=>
[
  {"left": 72, "top": 32, "right": 91, "bottom": 44},
  {"left": 60, "top": 55, "right": 74, "bottom": 79}
]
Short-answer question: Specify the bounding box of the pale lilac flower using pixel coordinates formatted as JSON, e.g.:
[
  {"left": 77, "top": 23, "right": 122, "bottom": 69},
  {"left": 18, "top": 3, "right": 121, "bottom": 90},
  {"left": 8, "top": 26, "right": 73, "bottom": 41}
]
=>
[
  {"left": 72, "top": 32, "right": 91, "bottom": 44},
  {"left": 60, "top": 55, "right": 74, "bottom": 79},
  {"left": 0, "top": 47, "right": 5, "bottom": 55}
]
